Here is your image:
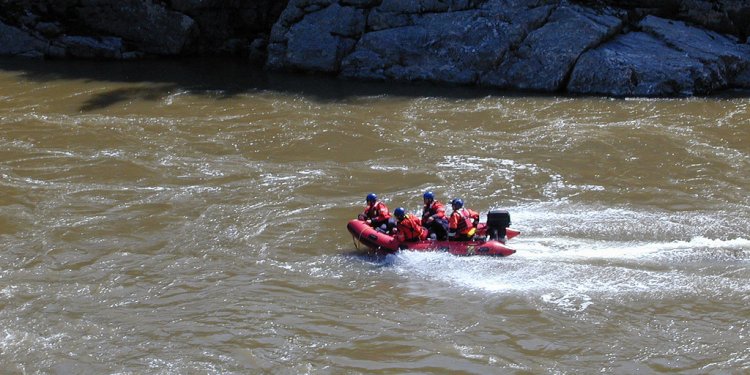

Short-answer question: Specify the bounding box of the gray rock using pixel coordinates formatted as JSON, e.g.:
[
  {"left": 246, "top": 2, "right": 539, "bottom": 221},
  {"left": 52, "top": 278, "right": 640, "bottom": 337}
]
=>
[
  {"left": 340, "top": 49, "right": 389, "bottom": 80},
  {"left": 0, "top": 21, "right": 47, "bottom": 58},
  {"left": 268, "top": 2, "right": 365, "bottom": 72},
  {"left": 248, "top": 37, "right": 268, "bottom": 64},
  {"left": 340, "top": 0, "right": 382, "bottom": 6},
  {"left": 640, "top": 16, "right": 747, "bottom": 61},
  {"left": 639, "top": 15, "right": 750, "bottom": 88},
  {"left": 166, "top": 0, "right": 284, "bottom": 55},
  {"left": 576, "top": 0, "right": 750, "bottom": 39},
  {"left": 4, "top": 0, "right": 748, "bottom": 96},
  {"left": 567, "top": 15, "right": 750, "bottom": 96},
  {"left": 676, "top": 0, "right": 750, "bottom": 38},
  {"left": 265, "top": 43, "right": 287, "bottom": 69},
  {"left": 264, "top": 0, "right": 750, "bottom": 96},
  {"left": 482, "top": 5, "right": 623, "bottom": 91},
  {"left": 57, "top": 35, "right": 123, "bottom": 59},
  {"left": 170, "top": 0, "right": 226, "bottom": 11},
  {"left": 285, "top": 29, "right": 340, "bottom": 72},
  {"left": 73, "top": 0, "right": 197, "bottom": 55},
  {"left": 735, "top": 68, "right": 750, "bottom": 87},
  {"left": 35, "top": 22, "right": 63, "bottom": 38},
  {"left": 47, "top": 44, "right": 67, "bottom": 58},
  {"left": 1, "top": 0, "right": 283, "bottom": 58},
  {"left": 367, "top": 8, "right": 414, "bottom": 31},
  {"left": 121, "top": 51, "right": 144, "bottom": 60},
  {"left": 368, "top": 0, "right": 476, "bottom": 31},
  {"left": 567, "top": 31, "right": 719, "bottom": 96},
  {"left": 342, "top": 4, "right": 553, "bottom": 85},
  {"left": 376, "top": 0, "right": 422, "bottom": 13}
]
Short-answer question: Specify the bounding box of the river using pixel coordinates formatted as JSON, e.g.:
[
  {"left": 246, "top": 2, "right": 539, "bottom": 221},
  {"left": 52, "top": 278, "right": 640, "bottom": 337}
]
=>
[{"left": 1, "top": 58, "right": 748, "bottom": 374}]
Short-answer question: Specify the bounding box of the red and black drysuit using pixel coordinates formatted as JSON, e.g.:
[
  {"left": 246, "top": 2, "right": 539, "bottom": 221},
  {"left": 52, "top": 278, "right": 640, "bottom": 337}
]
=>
[
  {"left": 421, "top": 200, "right": 449, "bottom": 240},
  {"left": 360, "top": 200, "right": 394, "bottom": 232}
]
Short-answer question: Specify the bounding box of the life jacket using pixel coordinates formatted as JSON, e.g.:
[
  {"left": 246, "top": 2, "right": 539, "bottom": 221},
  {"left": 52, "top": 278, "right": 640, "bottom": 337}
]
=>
[
  {"left": 364, "top": 201, "right": 391, "bottom": 223},
  {"left": 421, "top": 200, "right": 446, "bottom": 222},
  {"left": 450, "top": 208, "right": 478, "bottom": 236},
  {"left": 396, "top": 214, "right": 427, "bottom": 242}
]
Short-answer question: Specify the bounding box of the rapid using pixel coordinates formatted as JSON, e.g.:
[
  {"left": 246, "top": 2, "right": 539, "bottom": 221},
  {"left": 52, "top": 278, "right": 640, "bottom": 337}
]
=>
[{"left": 1, "top": 58, "right": 748, "bottom": 374}]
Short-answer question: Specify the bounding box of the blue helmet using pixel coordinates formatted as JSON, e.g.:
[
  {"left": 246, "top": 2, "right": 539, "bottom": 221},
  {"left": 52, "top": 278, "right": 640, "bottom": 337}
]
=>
[
  {"left": 394, "top": 207, "right": 406, "bottom": 218},
  {"left": 423, "top": 191, "right": 434, "bottom": 201},
  {"left": 366, "top": 193, "right": 377, "bottom": 203},
  {"left": 451, "top": 198, "right": 464, "bottom": 208}
]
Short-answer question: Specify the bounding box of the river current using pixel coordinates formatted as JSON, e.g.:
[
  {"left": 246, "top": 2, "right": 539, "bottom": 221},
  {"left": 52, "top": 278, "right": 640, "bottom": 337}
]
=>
[{"left": 1, "top": 58, "right": 749, "bottom": 374}]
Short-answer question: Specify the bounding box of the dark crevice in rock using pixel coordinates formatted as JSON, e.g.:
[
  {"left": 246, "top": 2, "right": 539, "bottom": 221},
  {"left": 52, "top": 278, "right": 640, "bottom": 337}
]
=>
[
  {"left": 486, "top": 4, "right": 557, "bottom": 76},
  {"left": 561, "top": 8, "right": 627, "bottom": 92},
  {"left": 509, "top": 4, "right": 556, "bottom": 55}
]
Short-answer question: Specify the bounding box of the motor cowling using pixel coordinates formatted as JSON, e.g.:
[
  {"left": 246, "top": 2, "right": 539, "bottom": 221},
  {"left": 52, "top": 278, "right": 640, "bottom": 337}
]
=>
[{"left": 486, "top": 209, "right": 511, "bottom": 241}]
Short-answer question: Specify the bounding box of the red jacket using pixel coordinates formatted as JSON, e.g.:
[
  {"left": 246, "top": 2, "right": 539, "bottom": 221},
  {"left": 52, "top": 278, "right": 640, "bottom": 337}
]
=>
[
  {"left": 395, "top": 214, "right": 427, "bottom": 242},
  {"left": 448, "top": 208, "right": 479, "bottom": 237},
  {"left": 363, "top": 201, "right": 391, "bottom": 223},
  {"left": 421, "top": 200, "right": 446, "bottom": 223}
]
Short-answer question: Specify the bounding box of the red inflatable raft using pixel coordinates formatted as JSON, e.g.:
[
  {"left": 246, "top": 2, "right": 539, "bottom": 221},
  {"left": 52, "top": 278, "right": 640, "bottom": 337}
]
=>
[{"left": 347, "top": 209, "right": 519, "bottom": 257}]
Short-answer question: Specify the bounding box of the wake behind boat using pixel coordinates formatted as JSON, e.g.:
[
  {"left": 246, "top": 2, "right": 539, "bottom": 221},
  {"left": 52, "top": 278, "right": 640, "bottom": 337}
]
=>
[{"left": 348, "top": 209, "right": 519, "bottom": 257}]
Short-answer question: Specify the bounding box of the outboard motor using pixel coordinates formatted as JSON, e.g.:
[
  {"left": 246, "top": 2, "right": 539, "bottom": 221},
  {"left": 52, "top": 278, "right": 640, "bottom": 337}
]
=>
[{"left": 486, "top": 209, "right": 511, "bottom": 241}]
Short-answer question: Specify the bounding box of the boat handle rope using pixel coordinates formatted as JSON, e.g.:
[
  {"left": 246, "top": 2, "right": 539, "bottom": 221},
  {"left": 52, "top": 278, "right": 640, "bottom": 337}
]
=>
[
  {"left": 352, "top": 226, "right": 367, "bottom": 251},
  {"left": 352, "top": 225, "right": 382, "bottom": 251}
]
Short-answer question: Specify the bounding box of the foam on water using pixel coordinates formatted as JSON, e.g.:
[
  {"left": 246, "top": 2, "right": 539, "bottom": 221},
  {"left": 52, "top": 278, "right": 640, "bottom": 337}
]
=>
[
  {"left": 385, "top": 241, "right": 748, "bottom": 309},
  {"left": 512, "top": 201, "right": 749, "bottom": 241},
  {"left": 372, "top": 202, "right": 750, "bottom": 311},
  {"left": 515, "top": 236, "right": 750, "bottom": 261}
]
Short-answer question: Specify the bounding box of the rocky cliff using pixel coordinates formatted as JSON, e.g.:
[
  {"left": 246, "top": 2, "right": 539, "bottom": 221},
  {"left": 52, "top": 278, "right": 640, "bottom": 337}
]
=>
[
  {"left": 267, "top": 0, "right": 750, "bottom": 96},
  {"left": 0, "top": 0, "right": 286, "bottom": 61},
  {"left": 1, "top": 0, "right": 749, "bottom": 97}
]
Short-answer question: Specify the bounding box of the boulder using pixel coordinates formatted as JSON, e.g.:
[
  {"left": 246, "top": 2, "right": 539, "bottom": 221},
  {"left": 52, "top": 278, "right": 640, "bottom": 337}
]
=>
[
  {"left": 482, "top": 5, "right": 623, "bottom": 91},
  {"left": 56, "top": 36, "right": 123, "bottom": 59},
  {"left": 269, "top": 0, "right": 750, "bottom": 95},
  {"left": 72, "top": 0, "right": 197, "bottom": 55},
  {"left": 639, "top": 15, "right": 750, "bottom": 88},
  {"left": 572, "top": 0, "right": 750, "bottom": 40},
  {"left": 567, "top": 31, "right": 719, "bottom": 96},
  {"left": 0, "top": 21, "right": 47, "bottom": 58},
  {"left": 342, "top": 3, "right": 554, "bottom": 85},
  {"left": 568, "top": 15, "right": 750, "bottom": 96},
  {"left": 168, "top": 0, "right": 286, "bottom": 56},
  {"left": 676, "top": 0, "right": 750, "bottom": 39},
  {"left": 268, "top": 2, "right": 365, "bottom": 72}
]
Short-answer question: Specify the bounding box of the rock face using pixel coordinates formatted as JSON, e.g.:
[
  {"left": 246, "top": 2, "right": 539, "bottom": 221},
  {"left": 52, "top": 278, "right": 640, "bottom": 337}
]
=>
[
  {"left": 481, "top": 5, "right": 624, "bottom": 91},
  {"left": 569, "top": 16, "right": 750, "bottom": 96},
  {"left": 0, "top": 20, "right": 49, "bottom": 58},
  {"left": 73, "top": 1, "right": 197, "bottom": 55},
  {"left": 0, "top": 0, "right": 749, "bottom": 96},
  {"left": 0, "top": 0, "right": 286, "bottom": 60},
  {"left": 267, "top": 0, "right": 750, "bottom": 96}
]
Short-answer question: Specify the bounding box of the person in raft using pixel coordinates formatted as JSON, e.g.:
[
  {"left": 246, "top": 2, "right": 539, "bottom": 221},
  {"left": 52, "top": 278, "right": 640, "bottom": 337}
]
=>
[
  {"left": 393, "top": 207, "right": 428, "bottom": 242},
  {"left": 447, "top": 198, "right": 480, "bottom": 241},
  {"left": 358, "top": 193, "right": 394, "bottom": 232},
  {"left": 421, "top": 191, "right": 449, "bottom": 240}
]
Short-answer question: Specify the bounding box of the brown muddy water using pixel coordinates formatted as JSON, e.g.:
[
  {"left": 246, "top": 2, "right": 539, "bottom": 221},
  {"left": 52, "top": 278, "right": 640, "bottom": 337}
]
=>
[{"left": 0, "top": 58, "right": 748, "bottom": 374}]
